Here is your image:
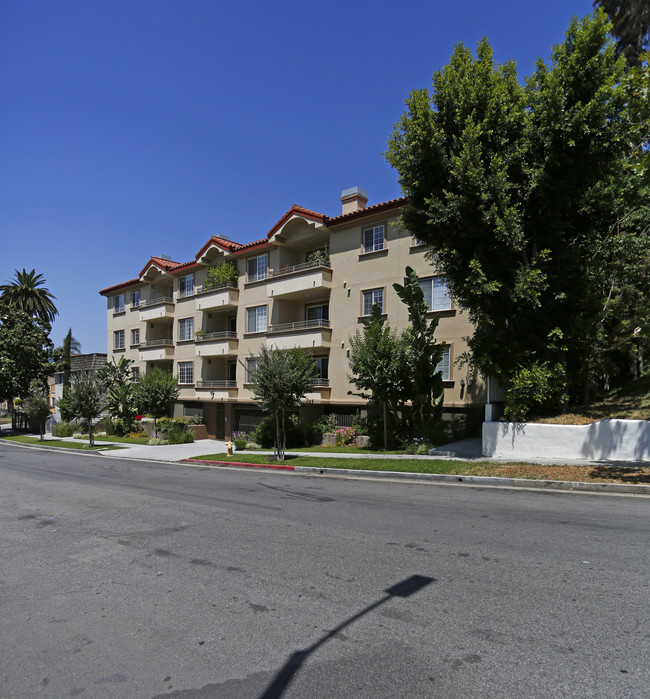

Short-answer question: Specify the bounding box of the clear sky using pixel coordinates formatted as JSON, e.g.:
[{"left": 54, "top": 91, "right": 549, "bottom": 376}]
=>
[{"left": 1, "top": 0, "right": 595, "bottom": 353}]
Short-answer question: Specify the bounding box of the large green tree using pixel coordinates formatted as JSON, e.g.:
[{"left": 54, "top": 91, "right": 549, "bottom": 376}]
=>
[
  {"left": 248, "top": 346, "right": 316, "bottom": 460},
  {"left": 97, "top": 356, "right": 136, "bottom": 432},
  {"left": 595, "top": 0, "right": 650, "bottom": 66},
  {"left": 0, "top": 269, "right": 58, "bottom": 323},
  {"left": 386, "top": 10, "right": 649, "bottom": 418},
  {"left": 0, "top": 306, "right": 56, "bottom": 405},
  {"left": 23, "top": 383, "right": 52, "bottom": 441}
]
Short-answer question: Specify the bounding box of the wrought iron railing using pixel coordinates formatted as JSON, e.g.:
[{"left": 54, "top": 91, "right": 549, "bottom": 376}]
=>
[
  {"left": 269, "top": 259, "right": 330, "bottom": 278},
  {"left": 195, "top": 380, "right": 237, "bottom": 388},
  {"left": 195, "top": 331, "right": 237, "bottom": 342},
  {"left": 195, "top": 281, "right": 238, "bottom": 295},
  {"left": 311, "top": 378, "right": 330, "bottom": 387},
  {"left": 268, "top": 318, "right": 330, "bottom": 333},
  {"left": 140, "top": 296, "right": 173, "bottom": 307},
  {"left": 140, "top": 339, "right": 173, "bottom": 347}
]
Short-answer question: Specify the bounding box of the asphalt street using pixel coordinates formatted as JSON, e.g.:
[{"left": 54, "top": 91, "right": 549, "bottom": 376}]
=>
[{"left": 0, "top": 443, "right": 648, "bottom": 698}]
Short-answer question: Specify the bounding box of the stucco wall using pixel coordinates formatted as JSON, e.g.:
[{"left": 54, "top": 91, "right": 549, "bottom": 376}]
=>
[{"left": 482, "top": 419, "right": 650, "bottom": 462}]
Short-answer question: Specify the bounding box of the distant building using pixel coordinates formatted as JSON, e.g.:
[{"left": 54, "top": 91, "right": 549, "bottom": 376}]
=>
[{"left": 52, "top": 353, "right": 107, "bottom": 419}]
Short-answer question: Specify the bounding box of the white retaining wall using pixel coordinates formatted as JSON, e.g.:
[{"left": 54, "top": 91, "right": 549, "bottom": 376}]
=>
[{"left": 482, "top": 419, "right": 650, "bottom": 462}]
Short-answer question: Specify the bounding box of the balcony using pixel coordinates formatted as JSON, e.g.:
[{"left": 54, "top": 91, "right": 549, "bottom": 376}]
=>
[
  {"left": 195, "top": 379, "right": 238, "bottom": 399},
  {"left": 267, "top": 319, "right": 331, "bottom": 349},
  {"left": 194, "top": 331, "right": 238, "bottom": 357},
  {"left": 139, "top": 296, "right": 174, "bottom": 322},
  {"left": 266, "top": 261, "right": 332, "bottom": 299},
  {"left": 139, "top": 338, "right": 174, "bottom": 361},
  {"left": 195, "top": 282, "right": 239, "bottom": 311}
]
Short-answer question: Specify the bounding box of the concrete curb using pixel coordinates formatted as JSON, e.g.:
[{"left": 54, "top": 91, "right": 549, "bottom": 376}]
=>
[{"left": 185, "top": 458, "right": 650, "bottom": 495}]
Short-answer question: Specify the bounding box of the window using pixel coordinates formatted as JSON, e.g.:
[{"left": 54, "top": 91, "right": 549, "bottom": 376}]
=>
[
  {"left": 228, "top": 361, "right": 237, "bottom": 382},
  {"left": 419, "top": 277, "right": 451, "bottom": 311},
  {"left": 131, "top": 290, "right": 140, "bottom": 307},
  {"left": 130, "top": 328, "right": 140, "bottom": 346},
  {"left": 179, "top": 274, "right": 194, "bottom": 298},
  {"left": 113, "top": 294, "right": 125, "bottom": 313},
  {"left": 130, "top": 367, "right": 140, "bottom": 381},
  {"left": 246, "top": 357, "right": 258, "bottom": 383},
  {"left": 228, "top": 315, "right": 237, "bottom": 333},
  {"left": 178, "top": 317, "right": 194, "bottom": 341},
  {"left": 412, "top": 236, "right": 426, "bottom": 247},
  {"left": 54, "top": 373, "right": 63, "bottom": 385},
  {"left": 247, "top": 254, "right": 268, "bottom": 282},
  {"left": 246, "top": 306, "right": 267, "bottom": 333},
  {"left": 362, "top": 288, "right": 384, "bottom": 315},
  {"left": 178, "top": 361, "right": 194, "bottom": 384},
  {"left": 306, "top": 304, "right": 329, "bottom": 322},
  {"left": 435, "top": 346, "right": 451, "bottom": 381},
  {"left": 315, "top": 357, "right": 329, "bottom": 380},
  {"left": 362, "top": 225, "right": 385, "bottom": 253},
  {"left": 113, "top": 330, "right": 125, "bottom": 350}
]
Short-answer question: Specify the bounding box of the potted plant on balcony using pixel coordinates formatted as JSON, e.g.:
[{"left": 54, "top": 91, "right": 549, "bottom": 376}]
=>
[
  {"left": 307, "top": 247, "right": 330, "bottom": 267},
  {"left": 195, "top": 329, "right": 206, "bottom": 339},
  {"left": 204, "top": 261, "right": 238, "bottom": 290}
]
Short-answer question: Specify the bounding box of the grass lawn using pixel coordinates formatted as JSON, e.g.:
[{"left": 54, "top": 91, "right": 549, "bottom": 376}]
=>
[
  {"left": 189, "top": 453, "right": 650, "bottom": 485},
  {"left": 0, "top": 434, "right": 124, "bottom": 450},
  {"left": 289, "top": 445, "right": 404, "bottom": 455},
  {"left": 79, "top": 435, "right": 149, "bottom": 445}
]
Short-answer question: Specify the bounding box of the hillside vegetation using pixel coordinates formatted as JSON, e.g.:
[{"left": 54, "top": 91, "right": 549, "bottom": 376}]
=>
[{"left": 538, "top": 371, "right": 650, "bottom": 424}]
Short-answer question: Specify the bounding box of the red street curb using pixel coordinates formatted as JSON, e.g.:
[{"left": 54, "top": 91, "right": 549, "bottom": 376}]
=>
[{"left": 181, "top": 458, "right": 295, "bottom": 471}]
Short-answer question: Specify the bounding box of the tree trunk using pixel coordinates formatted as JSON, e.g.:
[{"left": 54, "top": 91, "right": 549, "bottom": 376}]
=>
[
  {"left": 89, "top": 423, "right": 94, "bottom": 447},
  {"left": 383, "top": 401, "right": 388, "bottom": 451}
]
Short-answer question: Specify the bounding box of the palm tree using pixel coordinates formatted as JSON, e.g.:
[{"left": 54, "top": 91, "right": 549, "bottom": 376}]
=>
[{"left": 0, "top": 268, "right": 58, "bottom": 323}]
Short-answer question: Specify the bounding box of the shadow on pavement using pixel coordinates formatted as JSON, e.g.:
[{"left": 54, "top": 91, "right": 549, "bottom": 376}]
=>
[{"left": 259, "top": 574, "right": 436, "bottom": 698}]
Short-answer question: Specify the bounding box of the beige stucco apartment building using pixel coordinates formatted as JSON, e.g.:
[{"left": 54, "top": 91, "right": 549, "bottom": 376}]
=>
[{"left": 100, "top": 188, "right": 485, "bottom": 439}]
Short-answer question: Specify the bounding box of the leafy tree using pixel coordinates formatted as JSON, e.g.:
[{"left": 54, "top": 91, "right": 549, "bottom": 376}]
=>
[
  {"left": 386, "top": 11, "right": 649, "bottom": 418},
  {"left": 66, "top": 372, "right": 105, "bottom": 446},
  {"left": 23, "top": 382, "right": 51, "bottom": 441},
  {"left": 0, "top": 306, "right": 56, "bottom": 406},
  {"left": 348, "top": 304, "right": 412, "bottom": 449},
  {"left": 595, "top": 0, "right": 650, "bottom": 66},
  {"left": 393, "top": 267, "right": 446, "bottom": 430},
  {"left": 248, "top": 346, "right": 316, "bottom": 460},
  {"left": 133, "top": 368, "right": 179, "bottom": 437},
  {"left": 59, "top": 328, "right": 81, "bottom": 422},
  {"left": 0, "top": 269, "right": 58, "bottom": 323}
]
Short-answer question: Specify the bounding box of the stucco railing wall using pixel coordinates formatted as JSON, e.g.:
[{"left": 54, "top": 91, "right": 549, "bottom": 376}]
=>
[{"left": 482, "top": 419, "right": 650, "bottom": 462}]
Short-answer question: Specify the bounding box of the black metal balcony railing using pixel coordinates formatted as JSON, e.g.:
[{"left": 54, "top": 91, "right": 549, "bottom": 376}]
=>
[
  {"left": 195, "top": 330, "right": 237, "bottom": 342},
  {"left": 195, "top": 380, "right": 237, "bottom": 389},
  {"left": 269, "top": 259, "right": 330, "bottom": 278},
  {"left": 195, "top": 281, "right": 238, "bottom": 295},
  {"left": 140, "top": 339, "right": 173, "bottom": 348},
  {"left": 140, "top": 296, "right": 173, "bottom": 307},
  {"left": 268, "top": 318, "right": 331, "bottom": 333}
]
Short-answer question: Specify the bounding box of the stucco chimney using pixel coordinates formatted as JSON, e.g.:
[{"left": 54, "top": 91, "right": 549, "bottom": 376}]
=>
[{"left": 341, "top": 186, "right": 368, "bottom": 215}]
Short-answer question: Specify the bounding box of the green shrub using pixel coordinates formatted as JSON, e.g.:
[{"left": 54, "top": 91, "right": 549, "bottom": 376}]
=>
[
  {"left": 147, "top": 437, "right": 167, "bottom": 446},
  {"left": 204, "top": 261, "right": 238, "bottom": 290},
  {"left": 251, "top": 415, "right": 303, "bottom": 449},
  {"left": 232, "top": 431, "right": 249, "bottom": 450},
  {"left": 53, "top": 421, "right": 76, "bottom": 437},
  {"left": 504, "top": 362, "right": 568, "bottom": 422},
  {"left": 316, "top": 413, "right": 338, "bottom": 432},
  {"left": 158, "top": 417, "right": 194, "bottom": 444}
]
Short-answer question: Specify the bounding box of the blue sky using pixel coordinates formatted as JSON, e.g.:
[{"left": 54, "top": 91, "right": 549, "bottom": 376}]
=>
[{"left": 1, "top": 0, "right": 594, "bottom": 352}]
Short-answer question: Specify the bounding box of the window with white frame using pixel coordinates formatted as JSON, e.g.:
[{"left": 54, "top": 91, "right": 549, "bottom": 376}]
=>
[
  {"left": 178, "top": 361, "right": 194, "bottom": 384},
  {"left": 362, "top": 225, "right": 385, "bottom": 253},
  {"left": 246, "top": 306, "right": 267, "bottom": 333},
  {"left": 419, "top": 277, "right": 451, "bottom": 311},
  {"left": 315, "top": 357, "right": 329, "bottom": 381},
  {"left": 435, "top": 346, "right": 451, "bottom": 381},
  {"left": 131, "top": 290, "right": 140, "bottom": 307},
  {"left": 130, "top": 328, "right": 140, "bottom": 346},
  {"left": 246, "top": 357, "right": 258, "bottom": 383},
  {"left": 247, "top": 254, "right": 268, "bottom": 282},
  {"left": 362, "top": 288, "right": 384, "bottom": 315},
  {"left": 178, "top": 317, "right": 194, "bottom": 341},
  {"left": 130, "top": 367, "right": 140, "bottom": 381},
  {"left": 113, "top": 330, "right": 125, "bottom": 350},
  {"left": 113, "top": 294, "right": 125, "bottom": 313},
  {"left": 306, "top": 303, "right": 329, "bottom": 322},
  {"left": 179, "top": 274, "right": 194, "bottom": 298}
]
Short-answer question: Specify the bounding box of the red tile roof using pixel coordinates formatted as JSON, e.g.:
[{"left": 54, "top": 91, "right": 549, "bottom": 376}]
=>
[
  {"left": 195, "top": 235, "right": 243, "bottom": 259},
  {"left": 325, "top": 197, "right": 408, "bottom": 226},
  {"left": 138, "top": 256, "right": 183, "bottom": 279},
  {"left": 99, "top": 278, "right": 141, "bottom": 295}
]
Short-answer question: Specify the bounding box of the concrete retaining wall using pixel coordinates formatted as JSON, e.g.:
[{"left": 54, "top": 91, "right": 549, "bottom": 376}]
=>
[{"left": 482, "top": 419, "right": 650, "bottom": 462}]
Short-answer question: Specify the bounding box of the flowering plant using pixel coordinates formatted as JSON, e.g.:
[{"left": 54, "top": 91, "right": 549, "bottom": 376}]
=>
[{"left": 334, "top": 427, "right": 355, "bottom": 446}]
